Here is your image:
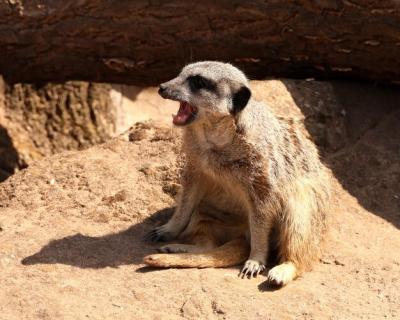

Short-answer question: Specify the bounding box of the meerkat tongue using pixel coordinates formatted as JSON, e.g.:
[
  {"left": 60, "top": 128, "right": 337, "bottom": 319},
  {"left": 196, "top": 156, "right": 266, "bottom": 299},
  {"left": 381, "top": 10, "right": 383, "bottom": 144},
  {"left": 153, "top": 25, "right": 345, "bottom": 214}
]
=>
[{"left": 173, "top": 102, "right": 193, "bottom": 125}]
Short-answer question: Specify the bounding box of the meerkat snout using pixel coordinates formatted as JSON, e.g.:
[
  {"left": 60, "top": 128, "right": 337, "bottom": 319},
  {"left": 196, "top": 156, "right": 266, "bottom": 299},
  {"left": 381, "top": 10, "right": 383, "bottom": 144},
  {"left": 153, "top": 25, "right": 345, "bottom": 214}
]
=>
[{"left": 158, "top": 81, "right": 181, "bottom": 100}]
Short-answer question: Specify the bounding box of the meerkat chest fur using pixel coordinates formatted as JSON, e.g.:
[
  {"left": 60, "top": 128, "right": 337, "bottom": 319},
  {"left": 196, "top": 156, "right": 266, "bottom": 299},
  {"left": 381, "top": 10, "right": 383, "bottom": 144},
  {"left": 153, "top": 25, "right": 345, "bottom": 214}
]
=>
[
  {"left": 184, "top": 116, "right": 255, "bottom": 177},
  {"left": 195, "top": 116, "right": 236, "bottom": 149},
  {"left": 181, "top": 114, "right": 275, "bottom": 214}
]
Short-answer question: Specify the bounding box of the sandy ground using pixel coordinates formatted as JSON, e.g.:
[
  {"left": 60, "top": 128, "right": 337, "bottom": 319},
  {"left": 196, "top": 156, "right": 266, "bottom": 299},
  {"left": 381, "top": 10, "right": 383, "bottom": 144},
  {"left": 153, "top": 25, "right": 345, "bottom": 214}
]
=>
[{"left": 0, "top": 79, "right": 399, "bottom": 319}]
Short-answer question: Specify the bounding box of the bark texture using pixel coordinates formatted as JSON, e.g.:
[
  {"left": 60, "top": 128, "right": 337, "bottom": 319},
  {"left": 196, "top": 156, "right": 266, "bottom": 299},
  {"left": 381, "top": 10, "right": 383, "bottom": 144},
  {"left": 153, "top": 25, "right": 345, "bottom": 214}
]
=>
[
  {"left": 1, "top": 1, "right": 400, "bottom": 85},
  {"left": 0, "top": 79, "right": 116, "bottom": 181}
]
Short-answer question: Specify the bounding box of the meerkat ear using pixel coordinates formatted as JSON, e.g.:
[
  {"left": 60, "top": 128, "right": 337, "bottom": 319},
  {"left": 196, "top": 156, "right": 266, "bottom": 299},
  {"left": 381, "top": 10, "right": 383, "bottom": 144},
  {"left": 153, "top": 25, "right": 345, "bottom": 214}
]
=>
[{"left": 231, "top": 86, "right": 251, "bottom": 114}]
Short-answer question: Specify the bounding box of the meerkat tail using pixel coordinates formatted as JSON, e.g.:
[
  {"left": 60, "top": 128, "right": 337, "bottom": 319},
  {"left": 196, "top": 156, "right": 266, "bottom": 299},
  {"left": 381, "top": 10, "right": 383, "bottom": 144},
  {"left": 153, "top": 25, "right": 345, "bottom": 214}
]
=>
[{"left": 143, "top": 238, "right": 249, "bottom": 268}]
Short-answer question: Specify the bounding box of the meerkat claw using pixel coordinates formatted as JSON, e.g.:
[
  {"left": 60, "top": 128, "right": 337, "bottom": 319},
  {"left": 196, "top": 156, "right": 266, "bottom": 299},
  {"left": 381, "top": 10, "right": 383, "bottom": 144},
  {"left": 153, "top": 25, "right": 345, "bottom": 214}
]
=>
[
  {"left": 144, "top": 225, "right": 176, "bottom": 243},
  {"left": 251, "top": 265, "right": 258, "bottom": 278},
  {"left": 144, "top": 227, "right": 164, "bottom": 242},
  {"left": 143, "top": 229, "right": 159, "bottom": 242},
  {"left": 239, "top": 260, "right": 265, "bottom": 279}
]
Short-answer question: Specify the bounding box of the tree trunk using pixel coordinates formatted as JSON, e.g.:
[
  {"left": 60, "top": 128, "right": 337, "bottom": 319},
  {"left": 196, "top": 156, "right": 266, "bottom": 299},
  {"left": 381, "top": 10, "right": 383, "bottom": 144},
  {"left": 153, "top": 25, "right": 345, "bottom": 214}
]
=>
[
  {"left": 0, "top": 78, "right": 116, "bottom": 181},
  {"left": 1, "top": 1, "right": 400, "bottom": 85}
]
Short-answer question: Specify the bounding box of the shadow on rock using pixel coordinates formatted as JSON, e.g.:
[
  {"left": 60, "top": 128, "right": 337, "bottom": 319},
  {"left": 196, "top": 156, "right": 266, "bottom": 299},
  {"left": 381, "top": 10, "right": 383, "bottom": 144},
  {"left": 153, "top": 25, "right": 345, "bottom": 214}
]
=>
[
  {"left": 282, "top": 80, "right": 400, "bottom": 229},
  {"left": 21, "top": 207, "right": 174, "bottom": 269},
  {"left": 257, "top": 280, "right": 282, "bottom": 292},
  {"left": 0, "top": 125, "right": 21, "bottom": 182}
]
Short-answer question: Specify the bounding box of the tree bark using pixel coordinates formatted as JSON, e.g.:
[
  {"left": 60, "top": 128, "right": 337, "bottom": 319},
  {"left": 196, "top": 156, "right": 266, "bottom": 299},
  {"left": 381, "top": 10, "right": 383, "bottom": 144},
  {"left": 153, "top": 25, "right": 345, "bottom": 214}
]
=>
[{"left": 0, "top": 1, "right": 400, "bottom": 85}]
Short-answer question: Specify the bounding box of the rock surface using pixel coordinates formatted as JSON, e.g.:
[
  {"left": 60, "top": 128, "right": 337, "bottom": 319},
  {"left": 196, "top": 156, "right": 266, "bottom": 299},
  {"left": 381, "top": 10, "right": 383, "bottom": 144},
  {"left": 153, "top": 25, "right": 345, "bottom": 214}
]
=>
[
  {"left": 0, "top": 79, "right": 116, "bottom": 181},
  {"left": 0, "top": 79, "right": 399, "bottom": 319}
]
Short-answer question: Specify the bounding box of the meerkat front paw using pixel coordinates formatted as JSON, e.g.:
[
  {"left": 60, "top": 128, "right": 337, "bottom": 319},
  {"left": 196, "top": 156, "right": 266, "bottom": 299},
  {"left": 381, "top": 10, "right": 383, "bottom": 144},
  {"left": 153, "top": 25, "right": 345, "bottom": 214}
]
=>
[
  {"left": 144, "top": 224, "right": 177, "bottom": 243},
  {"left": 239, "top": 259, "right": 266, "bottom": 279}
]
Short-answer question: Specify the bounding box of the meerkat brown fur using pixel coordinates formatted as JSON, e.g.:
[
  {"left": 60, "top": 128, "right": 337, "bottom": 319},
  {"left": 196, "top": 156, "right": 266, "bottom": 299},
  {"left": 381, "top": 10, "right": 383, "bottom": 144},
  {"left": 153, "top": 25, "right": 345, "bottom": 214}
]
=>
[{"left": 143, "top": 61, "right": 331, "bottom": 286}]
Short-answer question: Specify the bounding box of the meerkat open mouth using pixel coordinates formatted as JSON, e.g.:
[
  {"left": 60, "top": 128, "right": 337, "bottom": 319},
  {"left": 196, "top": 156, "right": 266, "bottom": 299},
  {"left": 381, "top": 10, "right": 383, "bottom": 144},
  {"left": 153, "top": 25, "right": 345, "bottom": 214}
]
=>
[{"left": 172, "top": 101, "right": 198, "bottom": 126}]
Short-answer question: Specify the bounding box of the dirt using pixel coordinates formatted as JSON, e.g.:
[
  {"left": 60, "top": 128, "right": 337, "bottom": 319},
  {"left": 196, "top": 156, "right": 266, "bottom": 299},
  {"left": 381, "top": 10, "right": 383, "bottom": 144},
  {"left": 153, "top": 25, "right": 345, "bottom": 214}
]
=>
[{"left": 0, "top": 79, "right": 399, "bottom": 319}]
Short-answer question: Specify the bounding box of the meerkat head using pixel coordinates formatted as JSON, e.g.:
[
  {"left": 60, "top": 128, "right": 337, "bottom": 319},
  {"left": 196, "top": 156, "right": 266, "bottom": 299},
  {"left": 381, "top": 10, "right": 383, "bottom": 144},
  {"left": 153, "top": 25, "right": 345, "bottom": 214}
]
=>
[{"left": 158, "top": 61, "right": 251, "bottom": 126}]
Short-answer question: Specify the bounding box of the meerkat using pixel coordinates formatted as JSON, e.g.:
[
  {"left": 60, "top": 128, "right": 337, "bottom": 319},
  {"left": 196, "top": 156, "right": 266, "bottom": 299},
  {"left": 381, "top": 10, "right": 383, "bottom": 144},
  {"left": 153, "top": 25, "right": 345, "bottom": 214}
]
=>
[{"left": 143, "top": 61, "right": 331, "bottom": 286}]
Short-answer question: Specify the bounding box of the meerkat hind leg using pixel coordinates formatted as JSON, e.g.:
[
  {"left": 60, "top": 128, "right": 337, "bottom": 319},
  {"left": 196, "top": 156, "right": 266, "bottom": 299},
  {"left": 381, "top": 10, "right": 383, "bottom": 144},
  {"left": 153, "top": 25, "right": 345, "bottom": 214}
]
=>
[
  {"left": 145, "top": 176, "right": 205, "bottom": 243},
  {"left": 157, "top": 215, "right": 218, "bottom": 254}
]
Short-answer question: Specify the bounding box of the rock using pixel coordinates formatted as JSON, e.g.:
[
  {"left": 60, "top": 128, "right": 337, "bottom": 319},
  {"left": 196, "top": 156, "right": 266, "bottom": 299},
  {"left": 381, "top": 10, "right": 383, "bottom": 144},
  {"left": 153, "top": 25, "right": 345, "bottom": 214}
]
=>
[
  {"left": 0, "top": 79, "right": 399, "bottom": 319},
  {"left": 0, "top": 78, "right": 117, "bottom": 181}
]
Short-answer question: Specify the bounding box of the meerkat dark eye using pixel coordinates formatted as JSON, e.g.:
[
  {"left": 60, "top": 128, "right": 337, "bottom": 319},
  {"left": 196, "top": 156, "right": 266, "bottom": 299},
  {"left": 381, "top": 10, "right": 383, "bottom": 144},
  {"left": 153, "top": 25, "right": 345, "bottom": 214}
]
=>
[{"left": 187, "top": 75, "right": 216, "bottom": 92}]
